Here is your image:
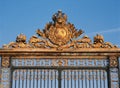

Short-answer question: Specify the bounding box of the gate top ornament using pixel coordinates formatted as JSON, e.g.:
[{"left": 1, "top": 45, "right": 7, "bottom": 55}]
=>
[{"left": 3, "top": 10, "right": 117, "bottom": 50}]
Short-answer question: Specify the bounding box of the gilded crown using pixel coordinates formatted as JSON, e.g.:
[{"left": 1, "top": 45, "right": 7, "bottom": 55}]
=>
[{"left": 52, "top": 10, "right": 67, "bottom": 23}]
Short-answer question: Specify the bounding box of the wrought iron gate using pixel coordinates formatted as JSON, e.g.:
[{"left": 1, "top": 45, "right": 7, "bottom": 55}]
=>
[
  {"left": 0, "top": 11, "right": 120, "bottom": 88},
  {"left": 10, "top": 58, "right": 119, "bottom": 88},
  {"left": 11, "top": 69, "right": 108, "bottom": 88}
]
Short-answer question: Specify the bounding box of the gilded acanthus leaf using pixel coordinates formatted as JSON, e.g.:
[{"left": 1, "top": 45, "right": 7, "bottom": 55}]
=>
[
  {"left": 36, "top": 29, "right": 46, "bottom": 38},
  {"left": 74, "top": 29, "right": 84, "bottom": 38}
]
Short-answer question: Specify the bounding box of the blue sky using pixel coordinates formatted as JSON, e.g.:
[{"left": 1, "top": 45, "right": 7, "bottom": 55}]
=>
[{"left": 0, "top": 0, "right": 120, "bottom": 47}]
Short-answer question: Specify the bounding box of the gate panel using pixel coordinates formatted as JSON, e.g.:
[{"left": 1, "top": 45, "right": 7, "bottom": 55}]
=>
[
  {"left": 12, "top": 69, "right": 58, "bottom": 88},
  {"left": 11, "top": 58, "right": 109, "bottom": 88},
  {"left": 61, "top": 70, "right": 108, "bottom": 88}
]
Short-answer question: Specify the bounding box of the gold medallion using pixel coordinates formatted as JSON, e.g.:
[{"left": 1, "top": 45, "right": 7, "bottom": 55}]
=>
[{"left": 48, "top": 27, "right": 71, "bottom": 46}]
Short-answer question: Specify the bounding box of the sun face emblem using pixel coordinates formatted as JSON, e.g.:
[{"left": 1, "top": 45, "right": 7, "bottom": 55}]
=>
[
  {"left": 48, "top": 27, "right": 71, "bottom": 46},
  {"left": 55, "top": 28, "right": 67, "bottom": 39},
  {"left": 36, "top": 10, "right": 84, "bottom": 47}
]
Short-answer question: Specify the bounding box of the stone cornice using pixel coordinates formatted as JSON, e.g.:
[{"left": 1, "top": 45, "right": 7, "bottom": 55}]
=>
[{"left": 0, "top": 48, "right": 120, "bottom": 56}]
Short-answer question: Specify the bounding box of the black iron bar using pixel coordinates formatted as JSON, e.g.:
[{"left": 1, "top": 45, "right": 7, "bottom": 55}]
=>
[
  {"left": 28, "top": 70, "right": 29, "bottom": 88},
  {"left": 55, "top": 70, "right": 56, "bottom": 88},
  {"left": 40, "top": 70, "right": 42, "bottom": 88},
  {"left": 22, "top": 70, "right": 24, "bottom": 88},
  {"left": 11, "top": 70, "right": 13, "bottom": 88},
  {"left": 78, "top": 71, "right": 80, "bottom": 88},
  {"left": 47, "top": 70, "right": 49, "bottom": 88},
  {"left": 21, "top": 70, "right": 22, "bottom": 88},
  {"left": 26, "top": 70, "right": 27, "bottom": 88},
  {"left": 15, "top": 70, "right": 17, "bottom": 88},
  {"left": 64, "top": 71, "right": 65, "bottom": 88},
  {"left": 45, "top": 70, "right": 46, "bottom": 88},
  {"left": 31, "top": 69, "right": 35, "bottom": 88},
  {"left": 51, "top": 70, "right": 53, "bottom": 88},
  {"left": 58, "top": 69, "right": 61, "bottom": 88},
  {"left": 71, "top": 71, "right": 72, "bottom": 88},
  {"left": 29, "top": 70, "right": 31, "bottom": 88},
  {"left": 99, "top": 70, "right": 102, "bottom": 88},
  {"left": 67, "top": 70, "right": 69, "bottom": 88},
  {"left": 33, "top": 69, "right": 35, "bottom": 88},
  {"left": 82, "top": 70, "right": 83, "bottom": 88},
  {"left": 92, "top": 70, "right": 94, "bottom": 88},
  {"left": 27, "top": 70, "right": 29, "bottom": 88},
  {"left": 85, "top": 70, "right": 87, "bottom": 88},
  {"left": 18, "top": 70, "right": 20, "bottom": 88},
  {"left": 96, "top": 70, "right": 98, "bottom": 88},
  {"left": 16, "top": 70, "right": 18, "bottom": 88},
  {"left": 37, "top": 69, "right": 41, "bottom": 88},
  {"left": 11, "top": 71, "right": 13, "bottom": 88},
  {"left": 10, "top": 69, "right": 13, "bottom": 88},
  {"left": 74, "top": 70, "right": 76, "bottom": 88},
  {"left": 103, "top": 70, "right": 105, "bottom": 88},
  {"left": 65, "top": 70, "right": 67, "bottom": 88},
  {"left": 44, "top": 70, "right": 45, "bottom": 88},
  {"left": 36, "top": 70, "right": 37, "bottom": 88},
  {"left": 89, "top": 70, "right": 91, "bottom": 88},
  {"left": 27, "top": 70, "right": 30, "bottom": 88},
  {"left": 45, "top": 70, "right": 47, "bottom": 88},
  {"left": 107, "top": 68, "right": 111, "bottom": 88}
]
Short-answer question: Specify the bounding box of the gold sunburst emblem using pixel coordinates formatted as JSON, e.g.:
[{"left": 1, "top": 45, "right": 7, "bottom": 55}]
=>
[
  {"left": 55, "top": 28, "right": 66, "bottom": 38},
  {"left": 48, "top": 27, "right": 71, "bottom": 46}
]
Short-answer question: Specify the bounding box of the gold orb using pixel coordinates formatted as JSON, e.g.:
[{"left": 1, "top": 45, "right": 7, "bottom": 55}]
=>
[{"left": 55, "top": 28, "right": 67, "bottom": 39}]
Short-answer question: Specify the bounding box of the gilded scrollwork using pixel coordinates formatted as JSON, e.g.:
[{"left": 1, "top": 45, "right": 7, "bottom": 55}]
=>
[
  {"left": 29, "top": 35, "right": 45, "bottom": 48},
  {"left": 1, "top": 68, "right": 10, "bottom": 88},
  {"left": 2, "top": 56, "right": 10, "bottom": 67},
  {"left": 12, "top": 58, "right": 108, "bottom": 67},
  {"left": 76, "top": 35, "right": 92, "bottom": 48},
  {"left": 109, "top": 56, "right": 118, "bottom": 67},
  {"left": 92, "top": 34, "right": 117, "bottom": 48},
  {"left": 3, "top": 34, "right": 30, "bottom": 48},
  {"left": 3, "top": 11, "right": 118, "bottom": 49},
  {"left": 41, "top": 10, "right": 84, "bottom": 46}
]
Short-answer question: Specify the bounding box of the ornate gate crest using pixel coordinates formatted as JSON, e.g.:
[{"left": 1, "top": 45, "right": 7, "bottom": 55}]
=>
[
  {"left": 35, "top": 10, "right": 83, "bottom": 47},
  {"left": 0, "top": 10, "right": 120, "bottom": 88},
  {"left": 3, "top": 10, "right": 117, "bottom": 50}
]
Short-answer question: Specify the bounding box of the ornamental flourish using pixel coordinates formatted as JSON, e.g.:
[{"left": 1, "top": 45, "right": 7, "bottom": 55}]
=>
[{"left": 3, "top": 10, "right": 117, "bottom": 50}]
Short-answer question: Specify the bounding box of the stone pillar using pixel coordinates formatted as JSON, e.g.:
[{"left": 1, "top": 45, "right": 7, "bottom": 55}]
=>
[
  {"left": 1, "top": 56, "right": 11, "bottom": 88},
  {"left": 109, "top": 56, "right": 119, "bottom": 88}
]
